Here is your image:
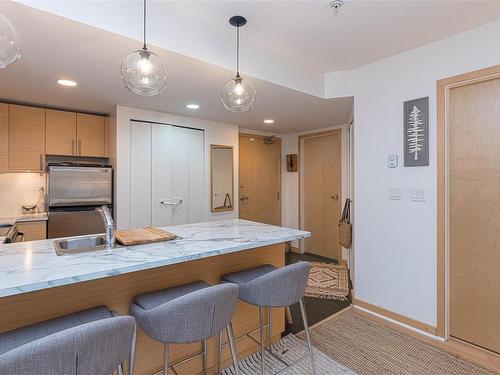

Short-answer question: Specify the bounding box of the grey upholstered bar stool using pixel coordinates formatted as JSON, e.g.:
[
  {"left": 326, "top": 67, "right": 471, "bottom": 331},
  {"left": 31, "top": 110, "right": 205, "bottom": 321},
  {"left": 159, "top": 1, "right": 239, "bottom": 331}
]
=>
[
  {"left": 130, "top": 281, "right": 241, "bottom": 375},
  {"left": 222, "top": 262, "right": 316, "bottom": 375},
  {"left": 0, "top": 306, "right": 136, "bottom": 375}
]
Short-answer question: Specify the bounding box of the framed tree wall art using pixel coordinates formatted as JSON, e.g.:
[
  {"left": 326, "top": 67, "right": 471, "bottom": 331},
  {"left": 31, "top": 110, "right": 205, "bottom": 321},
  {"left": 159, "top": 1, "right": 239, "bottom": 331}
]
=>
[{"left": 404, "top": 96, "right": 429, "bottom": 166}]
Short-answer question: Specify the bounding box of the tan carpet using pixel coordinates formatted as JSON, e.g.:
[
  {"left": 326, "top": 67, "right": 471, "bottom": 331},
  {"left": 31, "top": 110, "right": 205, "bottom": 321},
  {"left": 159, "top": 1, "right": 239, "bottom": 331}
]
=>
[
  {"left": 304, "top": 262, "right": 349, "bottom": 301},
  {"left": 302, "top": 308, "right": 499, "bottom": 375}
]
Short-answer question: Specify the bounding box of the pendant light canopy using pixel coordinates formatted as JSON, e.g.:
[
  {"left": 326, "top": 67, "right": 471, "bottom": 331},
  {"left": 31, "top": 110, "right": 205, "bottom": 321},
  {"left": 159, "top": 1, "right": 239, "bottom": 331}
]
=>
[
  {"left": 221, "top": 16, "right": 256, "bottom": 113},
  {"left": 121, "top": 0, "right": 167, "bottom": 96},
  {"left": 0, "top": 14, "right": 21, "bottom": 68}
]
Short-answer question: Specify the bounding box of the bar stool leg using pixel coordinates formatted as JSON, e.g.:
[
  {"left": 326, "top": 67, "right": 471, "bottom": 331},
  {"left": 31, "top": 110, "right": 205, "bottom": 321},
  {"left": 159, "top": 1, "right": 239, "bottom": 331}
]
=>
[
  {"left": 226, "top": 323, "right": 240, "bottom": 375},
  {"left": 259, "top": 307, "right": 265, "bottom": 375},
  {"left": 163, "top": 344, "right": 169, "bottom": 375},
  {"left": 117, "top": 364, "right": 124, "bottom": 375},
  {"left": 299, "top": 298, "right": 317, "bottom": 375},
  {"left": 217, "top": 331, "right": 223, "bottom": 374},
  {"left": 129, "top": 324, "right": 137, "bottom": 375},
  {"left": 268, "top": 307, "right": 272, "bottom": 349},
  {"left": 203, "top": 339, "right": 208, "bottom": 375}
]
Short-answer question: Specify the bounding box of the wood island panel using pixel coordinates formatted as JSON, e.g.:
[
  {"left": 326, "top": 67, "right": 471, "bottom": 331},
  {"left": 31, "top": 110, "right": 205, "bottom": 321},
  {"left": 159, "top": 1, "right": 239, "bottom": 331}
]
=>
[{"left": 0, "top": 243, "right": 285, "bottom": 375}]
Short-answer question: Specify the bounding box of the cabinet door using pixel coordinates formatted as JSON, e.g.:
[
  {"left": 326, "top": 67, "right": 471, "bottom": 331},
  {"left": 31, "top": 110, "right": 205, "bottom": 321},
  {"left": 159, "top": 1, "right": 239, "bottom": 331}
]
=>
[
  {"left": 152, "top": 124, "right": 173, "bottom": 227},
  {"left": 170, "top": 126, "right": 204, "bottom": 225},
  {"left": 9, "top": 105, "right": 45, "bottom": 171},
  {"left": 16, "top": 221, "right": 47, "bottom": 241},
  {"left": 129, "top": 121, "right": 152, "bottom": 228},
  {"left": 46, "top": 109, "right": 76, "bottom": 156},
  {"left": 76, "top": 113, "right": 105, "bottom": 157},
  {"left": 0, "top": 103, "right": 8, "bottom": 170},
  {"left": 188, "top": 128, "right": 204, "bottom": 223}
]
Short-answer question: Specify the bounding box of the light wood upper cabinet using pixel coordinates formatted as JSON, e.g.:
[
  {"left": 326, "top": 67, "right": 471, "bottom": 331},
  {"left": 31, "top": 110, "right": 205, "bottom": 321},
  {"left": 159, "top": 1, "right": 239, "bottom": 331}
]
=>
[
  {"left": 77, "top": 113, "right": 105, "bottom": 157},
  {"left": 9, "top": 105, "right": 45, "bottom": 171},
  {"left": 0, "top": 103, "right": 8, "bottom": 170},
  {"left": 46, "top": 109, "right": 77, "bottom": 156}
]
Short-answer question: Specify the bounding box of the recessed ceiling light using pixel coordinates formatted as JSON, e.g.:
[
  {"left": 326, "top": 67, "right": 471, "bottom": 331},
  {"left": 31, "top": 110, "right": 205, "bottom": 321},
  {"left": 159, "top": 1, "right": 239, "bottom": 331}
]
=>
[
  {"left": 263, "top": 119, "right": 275, "bottom": 124},
  {"left": 57, "top": 79, "right": 77, "bottom": 87},
  {"left": 186, "top": 104, "right": 200, "bottom": 109}
]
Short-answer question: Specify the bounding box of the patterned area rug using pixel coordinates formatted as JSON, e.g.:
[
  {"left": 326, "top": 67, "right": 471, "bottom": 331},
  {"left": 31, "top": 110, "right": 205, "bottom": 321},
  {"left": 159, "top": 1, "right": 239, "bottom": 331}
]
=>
[
  {"left": 301, "top": 308, "right": 499, "bottom": 375},
  {"left": 222, "top": 334, "right": 356, "bottom": 374},
  {"left": 304, "top": 262, "right": 349, "bottom": 301}
]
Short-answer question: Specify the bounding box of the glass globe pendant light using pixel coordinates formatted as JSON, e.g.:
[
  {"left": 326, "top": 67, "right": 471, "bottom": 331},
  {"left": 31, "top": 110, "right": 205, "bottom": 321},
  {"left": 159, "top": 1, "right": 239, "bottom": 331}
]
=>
[
  {"left": 0, "top": 14, "right": 21, "bottom": 68},
  {"left": 121, "top": 0, "right": 167, "bottom": 96},
  {"left": 221, "top": 16, "right": 256, "bottom": 112}
]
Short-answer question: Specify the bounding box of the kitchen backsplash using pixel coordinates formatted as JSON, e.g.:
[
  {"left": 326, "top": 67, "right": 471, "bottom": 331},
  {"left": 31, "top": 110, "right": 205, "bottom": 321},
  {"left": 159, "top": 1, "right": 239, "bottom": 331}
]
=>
[{"left": 0, "top": 173, "right": 46, "bottom": 217}]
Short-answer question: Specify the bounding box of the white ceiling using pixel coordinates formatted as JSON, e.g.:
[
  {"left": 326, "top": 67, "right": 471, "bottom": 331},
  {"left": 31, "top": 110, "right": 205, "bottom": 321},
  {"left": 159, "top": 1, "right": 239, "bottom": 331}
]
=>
[
  {"left": 0, "top": 2, "right": 352, "bottom": 134},
  {"left": 17, "top": 0, "right": 500, "bottom": 97},
  {"left": 2, "top": 1, "right": 499, "bottom": 133}
]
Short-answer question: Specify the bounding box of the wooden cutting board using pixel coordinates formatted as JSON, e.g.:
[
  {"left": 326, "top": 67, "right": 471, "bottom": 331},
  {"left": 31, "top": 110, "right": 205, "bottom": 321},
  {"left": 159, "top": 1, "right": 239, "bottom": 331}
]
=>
[{"left": 115, "top": 227, "right": 177, "bottom": 246}]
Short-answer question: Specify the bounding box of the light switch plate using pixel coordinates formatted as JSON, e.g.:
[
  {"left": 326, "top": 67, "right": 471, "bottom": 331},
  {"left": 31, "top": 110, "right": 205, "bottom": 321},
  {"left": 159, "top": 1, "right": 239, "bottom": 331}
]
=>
[
  {"left": 387, "top": 154, "right": 398, "bottom": 168},
  {"left": 389, "top": 187, "right": 402, "bottom": 200},
  {"left": 410, "top": 188, "right": 426, "bottom": 202}
]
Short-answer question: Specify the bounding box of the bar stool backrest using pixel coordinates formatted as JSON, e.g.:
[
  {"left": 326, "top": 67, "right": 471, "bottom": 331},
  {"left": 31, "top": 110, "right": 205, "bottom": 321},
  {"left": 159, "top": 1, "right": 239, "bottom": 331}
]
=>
[
  {"left": 0, "top": 316, "right": 135, "bottom": 375},
  {"left": 245, "top": 262, "right": 311, "bottom": 307},
  {"left": 130, "top": 283, "right": 239, "bottom": 344}
]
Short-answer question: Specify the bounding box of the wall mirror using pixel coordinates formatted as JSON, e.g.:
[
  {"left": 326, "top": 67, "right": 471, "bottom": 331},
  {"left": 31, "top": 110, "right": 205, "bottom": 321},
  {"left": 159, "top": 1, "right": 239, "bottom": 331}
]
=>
[{"left": 211, "top": 145, "right": 234, "bottom": 212}]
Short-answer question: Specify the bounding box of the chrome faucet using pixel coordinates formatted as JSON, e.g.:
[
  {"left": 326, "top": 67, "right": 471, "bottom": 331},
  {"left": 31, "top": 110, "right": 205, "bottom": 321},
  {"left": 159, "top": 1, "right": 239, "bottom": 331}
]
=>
[{"left": 95, "top": 206, "right": 115, "bottom": 249}]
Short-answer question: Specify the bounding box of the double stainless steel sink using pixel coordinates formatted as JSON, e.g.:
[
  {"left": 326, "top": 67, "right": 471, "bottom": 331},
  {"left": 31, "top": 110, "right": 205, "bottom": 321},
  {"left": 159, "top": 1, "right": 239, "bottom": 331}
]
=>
[{"left": 53, "top": 235, "right": 114, "bottom": 256}]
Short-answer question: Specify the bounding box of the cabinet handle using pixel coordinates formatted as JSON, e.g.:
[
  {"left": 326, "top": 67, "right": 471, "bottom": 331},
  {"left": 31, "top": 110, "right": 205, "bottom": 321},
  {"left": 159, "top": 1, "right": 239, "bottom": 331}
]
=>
[
  {"left": 39, "top": 154, "right": 44, "bottom": 171},
  {"left": 72, "top": 139, "right": 75, "bottom": 155},
  {"left": 78, "top": 140, "right": 82, "bottom": 155}
]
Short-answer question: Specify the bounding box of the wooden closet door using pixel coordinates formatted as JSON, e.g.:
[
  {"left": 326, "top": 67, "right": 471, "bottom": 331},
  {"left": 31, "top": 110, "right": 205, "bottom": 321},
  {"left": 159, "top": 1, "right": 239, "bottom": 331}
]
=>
[
  {"left": 9, "top": 105, "right": 45, "bottom": 171},
  {"left": 0, "top": 103, "right": 8, "bottom": 170},
  {"left": 77, "top": 113, "right": 105, "bottom": 157},
  {"left": 303, "top": 132, "right": 342, "bottom": 260},
  {"left": 46, "top": 109, "right": 76, "bottom": 156},
  {"left": 449, "top": 76, "right": 500, "bottom": 353}
]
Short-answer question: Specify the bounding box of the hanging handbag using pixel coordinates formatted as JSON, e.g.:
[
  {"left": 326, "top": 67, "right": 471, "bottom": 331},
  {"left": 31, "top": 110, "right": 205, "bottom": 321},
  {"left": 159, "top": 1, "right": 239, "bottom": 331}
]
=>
[{"left": 338, "top": 199, "right": 352, "bottom": 248}]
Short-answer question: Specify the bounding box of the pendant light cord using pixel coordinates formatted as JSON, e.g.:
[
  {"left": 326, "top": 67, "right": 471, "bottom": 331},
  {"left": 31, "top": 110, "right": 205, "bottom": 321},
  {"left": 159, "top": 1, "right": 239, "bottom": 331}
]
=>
[
  {"left": 143, "top": 0, "right": 147, "bottom": 50},
  {"left": 236, "top": 25, "right": 240, "bottom": 77}
]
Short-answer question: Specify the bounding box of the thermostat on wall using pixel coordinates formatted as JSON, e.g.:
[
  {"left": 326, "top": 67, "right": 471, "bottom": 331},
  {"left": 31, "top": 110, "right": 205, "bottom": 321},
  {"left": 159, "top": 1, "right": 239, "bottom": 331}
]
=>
[{"left": 387, "top": 154, "right": 398, "bottom": 168}]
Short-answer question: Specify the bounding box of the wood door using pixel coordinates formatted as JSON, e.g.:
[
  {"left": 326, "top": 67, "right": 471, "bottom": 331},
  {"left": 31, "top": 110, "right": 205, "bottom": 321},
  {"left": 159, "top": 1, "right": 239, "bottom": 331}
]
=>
[
  {"left": 449, "top": 76, "right": 500, "bottom": 353},
  {"left": 302, "top": 132, "right": 342, "bottom": 260},
  {"left": 46, "top": 109, "right": 76, "bottom": 156},
  {"left": 239, "top": 134, "right": 281, "bottom": 225},
  {"left": 76, "top": 113, "right": 105, "bottom": 157},
  {"left": 9, "top": 104, "right": 45, "bottom": 171},
  {"left": 0, "top": 103, "right": 8, "bottom": 170}
]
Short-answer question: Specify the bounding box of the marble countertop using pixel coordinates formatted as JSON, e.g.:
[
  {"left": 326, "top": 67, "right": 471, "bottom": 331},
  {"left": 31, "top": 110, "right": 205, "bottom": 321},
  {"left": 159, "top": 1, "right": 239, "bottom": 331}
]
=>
[
  {"left": 0, "top": 213, "right": 48, "bottom": 225},
  {"left": 0, "top": 219, "right": 309, "bottom": 298}
]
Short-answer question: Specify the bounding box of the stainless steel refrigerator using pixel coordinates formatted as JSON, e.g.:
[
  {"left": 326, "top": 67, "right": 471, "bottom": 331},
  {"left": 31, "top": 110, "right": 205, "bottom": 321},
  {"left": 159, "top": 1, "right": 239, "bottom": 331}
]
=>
[{"left": 47, "top": 164, "right": 113, "bottom": 238}]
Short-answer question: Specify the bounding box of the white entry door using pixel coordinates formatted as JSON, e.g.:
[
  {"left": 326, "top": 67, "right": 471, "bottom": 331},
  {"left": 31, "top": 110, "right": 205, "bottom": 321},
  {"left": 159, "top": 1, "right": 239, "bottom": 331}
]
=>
[{"left": 130, "top": 121, "right": 204, "bottom": 228}]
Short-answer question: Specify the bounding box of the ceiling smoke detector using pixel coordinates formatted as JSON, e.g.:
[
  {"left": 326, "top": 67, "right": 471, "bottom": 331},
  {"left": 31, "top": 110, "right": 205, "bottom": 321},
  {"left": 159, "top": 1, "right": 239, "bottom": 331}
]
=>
[{"left": 330, "top": 0, "right": 344, "bottom": 14}]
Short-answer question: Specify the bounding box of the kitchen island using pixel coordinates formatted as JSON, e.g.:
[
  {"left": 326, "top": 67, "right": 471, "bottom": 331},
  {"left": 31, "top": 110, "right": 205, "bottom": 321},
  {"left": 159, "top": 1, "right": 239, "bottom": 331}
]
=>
[{"left": 0, "top": 219, "right": 309, "bottom": 374}]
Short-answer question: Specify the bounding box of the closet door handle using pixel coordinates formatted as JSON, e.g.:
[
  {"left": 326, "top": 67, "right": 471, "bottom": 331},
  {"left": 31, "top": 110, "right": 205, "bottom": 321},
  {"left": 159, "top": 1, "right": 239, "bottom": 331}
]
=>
[{"left": 161, "top": 199, "right": 183, "bottom": 206}]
